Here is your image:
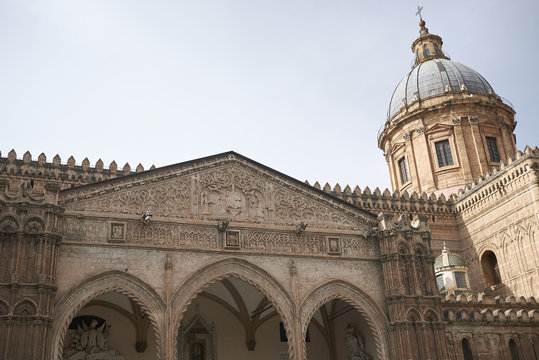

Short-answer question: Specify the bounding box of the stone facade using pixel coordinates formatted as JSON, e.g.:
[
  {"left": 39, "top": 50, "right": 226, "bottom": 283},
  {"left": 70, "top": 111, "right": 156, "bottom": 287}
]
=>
[{"left": 0, "top": 18, "right": 538, "bottom": 360}]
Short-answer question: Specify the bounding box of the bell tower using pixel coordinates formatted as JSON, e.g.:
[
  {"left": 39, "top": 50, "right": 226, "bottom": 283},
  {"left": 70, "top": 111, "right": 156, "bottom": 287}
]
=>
[{"left": 378, "top": 18, "right": 517, "bottom": 196}]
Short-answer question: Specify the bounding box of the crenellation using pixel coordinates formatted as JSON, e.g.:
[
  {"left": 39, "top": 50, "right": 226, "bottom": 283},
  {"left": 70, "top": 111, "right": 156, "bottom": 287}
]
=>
[{"left": 0, "top": 151, "right": 144, "bottom": 193}]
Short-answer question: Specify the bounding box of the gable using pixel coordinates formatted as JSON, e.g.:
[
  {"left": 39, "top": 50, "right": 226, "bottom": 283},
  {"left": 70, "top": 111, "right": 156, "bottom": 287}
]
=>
[{"left": 60, "top": 153, "right": 374, "bottom": 231}]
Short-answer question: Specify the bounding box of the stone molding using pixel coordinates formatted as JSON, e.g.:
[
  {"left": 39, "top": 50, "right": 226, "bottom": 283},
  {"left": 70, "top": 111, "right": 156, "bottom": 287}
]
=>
[
  {"left": 170, "top": 258, "right": 295, "bottom": 359},
  {"left": 298, "top": 280, "right": 391, "bottom": 360},
  {"left": 50, "top": 271, "right": 166, "bottom": 360}
]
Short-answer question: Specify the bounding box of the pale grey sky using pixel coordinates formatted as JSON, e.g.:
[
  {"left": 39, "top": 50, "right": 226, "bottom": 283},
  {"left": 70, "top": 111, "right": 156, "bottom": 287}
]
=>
[{"left": 1, "top": 0, "right": 538, "bottom": 191}]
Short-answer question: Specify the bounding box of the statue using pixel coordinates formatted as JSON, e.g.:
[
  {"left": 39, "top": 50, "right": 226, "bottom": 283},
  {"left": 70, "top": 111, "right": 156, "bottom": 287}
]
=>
[
  {"left": 345, "top": 324, "right": 370, "bottom": 360},
  {"left": 63, "top": 319, "right": 124, "bottom": 360}
]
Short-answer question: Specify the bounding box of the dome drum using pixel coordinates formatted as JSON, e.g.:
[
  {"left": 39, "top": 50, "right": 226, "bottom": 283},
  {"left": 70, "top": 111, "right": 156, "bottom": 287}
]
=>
[{"left": 378, "top": 21, "right": 517, "bottom": 195}]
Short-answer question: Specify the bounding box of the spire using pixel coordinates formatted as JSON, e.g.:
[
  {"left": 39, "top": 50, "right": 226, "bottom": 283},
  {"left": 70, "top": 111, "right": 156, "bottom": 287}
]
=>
[{"left": 411, "top": 11, "right": 449, "bottom": 66}]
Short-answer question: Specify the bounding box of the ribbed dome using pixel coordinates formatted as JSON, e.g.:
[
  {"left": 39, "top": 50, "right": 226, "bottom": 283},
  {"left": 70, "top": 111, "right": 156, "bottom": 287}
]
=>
[
  {"left": 434, "top": 249, "right": 467, "bottom": 270},
  {"left": 388, "top": 58, "right": 495, "bottom": 119}
]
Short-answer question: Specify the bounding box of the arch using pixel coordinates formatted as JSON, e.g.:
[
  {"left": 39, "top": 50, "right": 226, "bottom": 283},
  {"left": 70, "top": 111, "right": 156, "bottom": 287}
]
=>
[
  {"left": 299, "top": 280, "right": 390, "bottom": 360},
  {"left": 23, "top": 217, "right": 45, "bottom": 234},
  {"left": 461, "top": 337, "right": 474, "bottom": 360},
  {"left": 50, "top": 271, "right": 166, "bottom": 360},
  {"left": 406, "top": 308, "right": 422, "bottom": 322},
  {"left": 170, "top": 258, "right": 295, "bottom": 359},
  {"left": 509, "top": 338, "right": 520, "bottom": 360},
  {"left": 481, "top": 250, "right": 502, "bottom": 286},
  {"left": 0, "top": 216, "right": 19, "bottom": 232},
  {"left": 12, "top": 299, "right": 37, "bottom": 316},
  {"left": 423, "top": 308, "right": 439, "bottom": 322},
  {"left": 412, "top": 242, "right": 428, "bottom": 256},
  {"left": 395, "top": 240, "right": 410, "bottom": 255}
]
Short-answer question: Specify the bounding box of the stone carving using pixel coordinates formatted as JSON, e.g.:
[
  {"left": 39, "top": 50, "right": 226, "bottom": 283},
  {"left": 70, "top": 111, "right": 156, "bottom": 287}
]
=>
[
  {"left": 109, "top": 223, "right": 126, "bottom": 243},
  {"left": 217, "top": 219, "right": 230, "bottom": 232},
  {"left": 24, "top": 217, "right": 44, "bottom": 234},
  {"left": 0, "top": 216, "right": 18, "bottom": 232},
  {"left": 62, "top": 217, "right": 107, "bottom": 243},
  {"left": 225, "top": 231, "right": 240, "bottom": 248},
  {"left": 243, "top": 230, "right": 324, "bottom": 254},
  {"left": 342, "top": 236, "right": 379, "bottom": 258},
  {"left": 62, "top": 215, "right": 377, "bottom": 257},
  {"left": 345, "top": 324, "right": 370, "bottom": 360},
  {"left": 128, "top": 223, "right": 220, "bottom": 249},
  {"left": 61, "top": 163, "right": 366, "bottom": 230},
  {"left": 63, "top": 319, "right": 124, "bottom": 360}
]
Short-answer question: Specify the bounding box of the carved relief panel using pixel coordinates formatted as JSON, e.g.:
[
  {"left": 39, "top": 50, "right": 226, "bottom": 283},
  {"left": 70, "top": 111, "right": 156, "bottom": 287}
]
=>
[{"left": 60, "top": 161, "right": 371, "bottom": 231}]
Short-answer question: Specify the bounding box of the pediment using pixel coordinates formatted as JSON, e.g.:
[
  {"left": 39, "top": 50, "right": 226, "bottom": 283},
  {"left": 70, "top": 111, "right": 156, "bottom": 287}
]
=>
[
  {"left": 60, "top": 153, "right": 373, "bottom": 230},
  {"left": 425, "top": 123, "right": 454, "bottom": 136}
]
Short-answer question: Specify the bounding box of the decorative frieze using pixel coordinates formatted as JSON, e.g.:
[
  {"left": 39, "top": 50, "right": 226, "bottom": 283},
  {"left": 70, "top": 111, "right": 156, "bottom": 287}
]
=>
[{"left": 61, "top": 216, "right": 377, "bottom": 258}]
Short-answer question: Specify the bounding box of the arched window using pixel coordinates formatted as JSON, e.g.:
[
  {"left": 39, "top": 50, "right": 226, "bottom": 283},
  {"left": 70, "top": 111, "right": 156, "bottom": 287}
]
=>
[
  {"left": 434, "top": 44, "right": 441, "bottom": 56},
  {"left": 462, "top": 338, "right": 474, "bottom": 360},
  {"left": 481, "top": 251, "right": 502, "bottom": 286},
  {"left": 509, "top": 339, "right": 520, "bottom": 360},
  {"left": 423, "top": 44, "right": 431, "bottom": 57},
  {"left": 417, "top": 50, "right": 421, "bottom": 61}
]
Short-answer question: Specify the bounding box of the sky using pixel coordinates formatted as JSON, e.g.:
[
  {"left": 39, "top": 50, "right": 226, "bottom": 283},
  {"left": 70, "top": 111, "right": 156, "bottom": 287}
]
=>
[{"left": 1, "top": 0, "right": 538, "bottom": 192}]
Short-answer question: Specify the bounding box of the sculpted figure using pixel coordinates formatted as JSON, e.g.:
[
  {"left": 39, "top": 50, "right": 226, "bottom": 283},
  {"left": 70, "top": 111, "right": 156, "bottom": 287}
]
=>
[
  {"left": 63, "top": 320, "right": 124, "bottom": 360},
  {"left": 345, "top": 324, "right": 370, "bottom": 360}
]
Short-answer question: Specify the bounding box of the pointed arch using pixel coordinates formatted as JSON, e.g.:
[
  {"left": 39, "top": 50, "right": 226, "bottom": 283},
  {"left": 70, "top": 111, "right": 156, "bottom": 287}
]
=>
[
  {"left": 50, "top": 271, "right": 166, "bottom": 360},
  {"left": 299, "top": 280, "right": 390, "bottom": 360},
  {"left": 13, "top": 299, "right": 37, "bottom": 316},
  {"left": 170, "top": 258, "right": 295, "bottom": 359}
]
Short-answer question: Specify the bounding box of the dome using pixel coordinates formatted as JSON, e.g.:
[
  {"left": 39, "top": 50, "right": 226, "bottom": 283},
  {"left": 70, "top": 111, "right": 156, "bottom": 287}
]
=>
[
  {"left": 388, "top": 58, "right": 495, "bottom": 120},
  {"left": 434, "top": 243, "right": 467, "bottom": 271}
]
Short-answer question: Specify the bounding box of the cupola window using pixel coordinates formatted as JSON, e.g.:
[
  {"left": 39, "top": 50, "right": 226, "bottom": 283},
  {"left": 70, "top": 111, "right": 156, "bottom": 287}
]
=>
[
  {"left": 434, "top": 44, "right": 441, "bottom": 56},
  {"left": 423, "top": 44, "right": 430, "bottom": 57},
  {"left": 398, "top": 157, "right": 410, "bottom": 183},
  {"left": 436, "top": 275, "right": 445, "bottom": 291},
  {"left": 486, "top": 137, "right": 500, "bottom": 162},
  {"left": 454, "top": 271, "right": 468, "bottom": 289},
  {"left": 435, "top": 140, "right": 454, "bottom": 167},
  {"left": 416, "top": 50, "right": 421, "bottom": 61}
]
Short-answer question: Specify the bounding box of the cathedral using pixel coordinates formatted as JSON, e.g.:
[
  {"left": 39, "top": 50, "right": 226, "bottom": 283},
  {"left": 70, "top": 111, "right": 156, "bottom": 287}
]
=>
[{"left": 0, "top": 18, "right": 537, "bottom": 360}]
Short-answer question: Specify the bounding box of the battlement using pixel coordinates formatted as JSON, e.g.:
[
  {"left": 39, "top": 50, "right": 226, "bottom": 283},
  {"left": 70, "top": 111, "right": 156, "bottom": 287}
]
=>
[
  {"left": 307, "top": 146, "right": 539, "bottom": 219},
  {"left": 454, "top": 145, "right": 539, "bottom": 216},
  {"left": 441, "top": 293, "right": 538, "bottom": 324},
  {"left": 0, "top": 149, "right": 155, "bottom": 191},
  {"left": 306, "top": 181, "right": 456, "bottom": 216}
]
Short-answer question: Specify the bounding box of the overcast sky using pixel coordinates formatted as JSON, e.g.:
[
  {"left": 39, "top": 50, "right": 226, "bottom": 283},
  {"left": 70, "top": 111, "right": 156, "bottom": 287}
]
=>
[{"left": 1, "top": 0, "right": 538, "bottom": 191}]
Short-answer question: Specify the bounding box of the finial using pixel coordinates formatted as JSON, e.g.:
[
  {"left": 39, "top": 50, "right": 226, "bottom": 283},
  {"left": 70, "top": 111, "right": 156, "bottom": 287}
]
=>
[
  {"left": 416, "top": 6, "right": 427, "bottom": 30},
  {"left": 416, "top": 5, "right": 424, "bottom": 21}
]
